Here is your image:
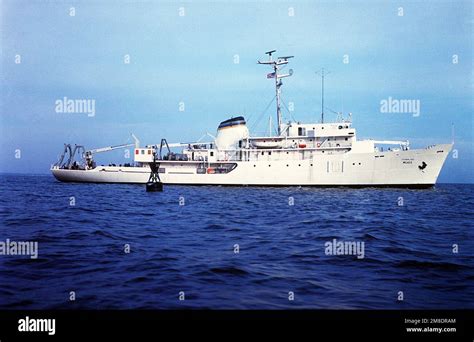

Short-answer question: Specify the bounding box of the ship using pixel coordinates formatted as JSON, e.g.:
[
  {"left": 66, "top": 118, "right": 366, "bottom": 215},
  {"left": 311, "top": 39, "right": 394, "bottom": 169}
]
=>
[{"left": 51, "top": 51, "right": 452, "bottom": 188}]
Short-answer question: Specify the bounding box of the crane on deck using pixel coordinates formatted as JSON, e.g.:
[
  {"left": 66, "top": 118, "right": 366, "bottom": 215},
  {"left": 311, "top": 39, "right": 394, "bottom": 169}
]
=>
[{"left": 84, "top": 134, "right": 140, "bottom": 168}]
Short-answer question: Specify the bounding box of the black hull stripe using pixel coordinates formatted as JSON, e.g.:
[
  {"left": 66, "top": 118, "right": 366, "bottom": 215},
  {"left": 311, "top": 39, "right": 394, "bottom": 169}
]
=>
[{"left": 52, "top": 178, "right": 435, "bottom": 189}]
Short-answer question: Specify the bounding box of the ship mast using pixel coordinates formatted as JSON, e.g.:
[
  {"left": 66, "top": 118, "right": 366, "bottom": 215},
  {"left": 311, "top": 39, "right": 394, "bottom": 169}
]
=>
[
  {"left": 315, "top": 68, "right": 330, "bottom": 124},
  {"left": 258, "top": 50, "right": 293, "bottom": 136}
]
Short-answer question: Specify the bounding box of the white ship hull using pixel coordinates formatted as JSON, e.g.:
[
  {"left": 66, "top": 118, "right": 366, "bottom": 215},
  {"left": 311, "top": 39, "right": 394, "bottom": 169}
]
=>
[{"left": 51, "top": 143, "right": 452, "bottom": 187}]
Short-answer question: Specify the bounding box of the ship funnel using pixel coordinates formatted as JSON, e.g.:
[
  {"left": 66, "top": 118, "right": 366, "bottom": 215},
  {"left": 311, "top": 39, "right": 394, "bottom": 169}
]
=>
[{"left": 215, "top": 116, "right": 249, "bottom": 150}]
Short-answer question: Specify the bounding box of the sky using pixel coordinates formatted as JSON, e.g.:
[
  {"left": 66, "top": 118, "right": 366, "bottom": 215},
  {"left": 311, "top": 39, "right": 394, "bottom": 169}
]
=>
[{"left": 1, "top": 0, "right": 472, "bottom": 182}]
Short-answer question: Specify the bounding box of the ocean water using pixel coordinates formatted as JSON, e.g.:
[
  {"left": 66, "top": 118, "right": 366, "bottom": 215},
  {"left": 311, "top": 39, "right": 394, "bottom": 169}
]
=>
[{"left": 0, "top": 174, "right": 473, "bottom": 309}]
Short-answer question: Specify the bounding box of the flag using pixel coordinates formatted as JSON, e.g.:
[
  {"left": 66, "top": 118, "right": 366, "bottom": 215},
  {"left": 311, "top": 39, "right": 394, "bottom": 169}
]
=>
[{"left": 267, "top": 72, "right": 276, "bottom": 79}]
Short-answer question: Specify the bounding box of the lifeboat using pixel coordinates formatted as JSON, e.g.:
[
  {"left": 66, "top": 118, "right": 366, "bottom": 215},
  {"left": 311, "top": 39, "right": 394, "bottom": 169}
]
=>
[{"left": 251, "top": 138, "right": 284, "bottom": 149}]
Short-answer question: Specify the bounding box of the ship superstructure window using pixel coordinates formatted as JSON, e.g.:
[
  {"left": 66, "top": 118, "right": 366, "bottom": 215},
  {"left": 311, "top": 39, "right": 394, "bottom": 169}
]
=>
[
  {"left": 298, "top": 127, "right": 306, "bottom": 136},
  {"left": 210, "top": 152, "right": 214, "bottom": 156}
]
